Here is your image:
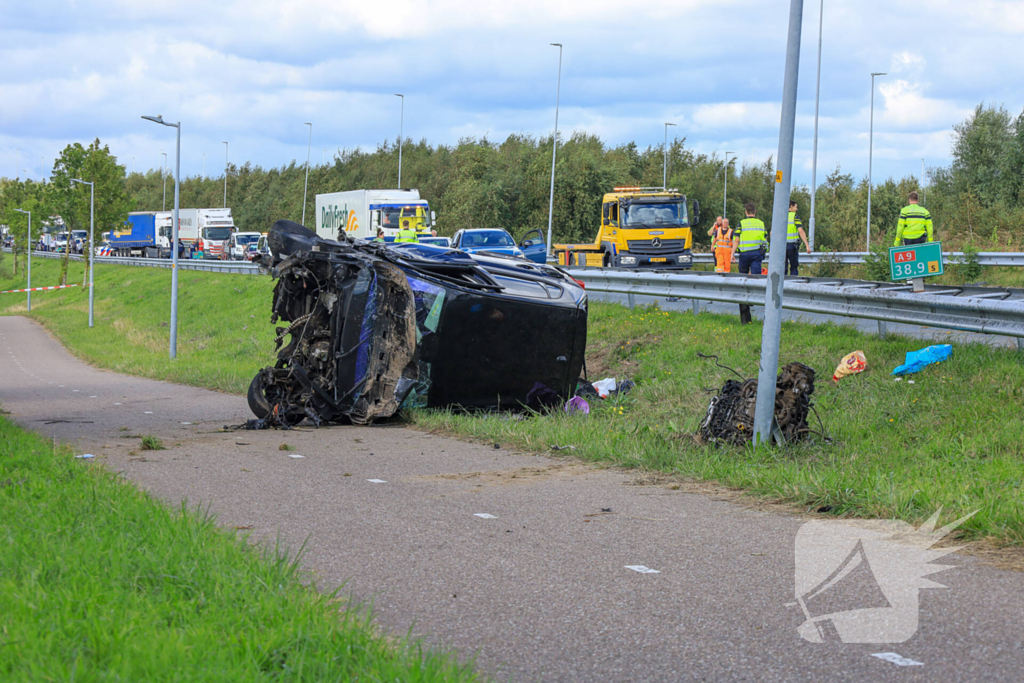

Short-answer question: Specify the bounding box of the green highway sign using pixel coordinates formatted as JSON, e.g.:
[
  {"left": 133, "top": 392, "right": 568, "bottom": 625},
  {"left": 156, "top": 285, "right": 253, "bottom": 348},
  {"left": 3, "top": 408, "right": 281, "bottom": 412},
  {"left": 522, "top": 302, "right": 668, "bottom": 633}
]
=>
[{"left": 889, "top": 241, "right": 944, "bottom": 281}]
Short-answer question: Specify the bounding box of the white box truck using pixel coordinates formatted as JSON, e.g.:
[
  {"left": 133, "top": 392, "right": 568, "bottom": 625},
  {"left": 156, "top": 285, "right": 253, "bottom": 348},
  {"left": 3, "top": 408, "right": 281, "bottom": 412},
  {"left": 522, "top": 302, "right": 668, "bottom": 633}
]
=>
[
  {"left": 155, "top": 209, "right": 199, "bottom": 244},
  {"left": 196, "top": 208, "right": 237, "bottom": 259},
  {"left": 314, "top": 189, "right": 434, "bottom": 242}
]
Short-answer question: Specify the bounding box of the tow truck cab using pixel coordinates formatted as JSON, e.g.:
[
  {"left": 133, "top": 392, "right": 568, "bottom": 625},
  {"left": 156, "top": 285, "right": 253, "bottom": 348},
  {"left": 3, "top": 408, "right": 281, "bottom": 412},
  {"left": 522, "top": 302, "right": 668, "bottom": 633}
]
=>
[{"left": 555, "top": 187, "right": 698, "bottom": 269}]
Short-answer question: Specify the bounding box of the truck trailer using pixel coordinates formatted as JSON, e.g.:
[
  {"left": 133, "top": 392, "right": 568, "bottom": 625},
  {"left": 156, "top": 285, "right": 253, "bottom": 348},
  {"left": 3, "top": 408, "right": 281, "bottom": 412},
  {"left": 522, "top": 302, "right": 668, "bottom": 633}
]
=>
[
  {"left": 314, "top": 189, "right": 434, "bottom": 242},
  {"left": 110, "top": 213, "right": 171, "bottom": 258}
]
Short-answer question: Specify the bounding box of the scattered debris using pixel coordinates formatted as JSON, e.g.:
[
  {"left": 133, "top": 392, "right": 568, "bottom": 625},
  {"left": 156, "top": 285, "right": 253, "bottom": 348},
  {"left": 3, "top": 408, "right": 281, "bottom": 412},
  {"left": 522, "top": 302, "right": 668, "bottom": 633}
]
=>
[
  {"left": 593, "top": 377, "right": 617, "bottom": 398},
  {"left": 564, "top": 396, "right": 590, "bottom": 415},
  {"left": 286, "top": 454, "right": 305, "bottom": 459},
  {"left": 833, "top": 350, "right": 867, "bottom": 381},
  {"left": 550, "top": 444, "right": 576, "bottom": 451},
  {"left": 625, "top": 565, "right": 661, "bottom": 574},
  {"left": 474, "top": 513, "right": 497, "bottom": 519},
  {"left": 367, "top": 478, "right": 387, "bottom": 483},
  {"left": 247, "top": 220, "right": 587, "bottom": 427},
  {"left": 871, "top": 653, "right": 923, "bottom": 667},
  {"left": 892, "top": 344, "right": 952, "bottom": 376},
  {"left": 75, "top": 454, "right": 95, "bottom": 459},
  {"left": 492, "top": 443, "right": 501, "bottom": 450},
  {"left": 698, "top": 362, "right": 817, "bottom": 445},
  {"left": 279, "top": 443, "right": 296, "bottom": 451}
]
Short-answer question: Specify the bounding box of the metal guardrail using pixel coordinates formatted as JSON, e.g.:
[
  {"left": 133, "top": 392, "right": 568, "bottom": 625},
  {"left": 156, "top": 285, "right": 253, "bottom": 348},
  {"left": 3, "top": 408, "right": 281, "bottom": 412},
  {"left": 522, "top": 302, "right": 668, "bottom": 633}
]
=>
[
  {"left": 5, "top": 249, "right": 262, "bottom": 275},
  {"left": 689, "top": 251, "right": 1024, "bottom": 267},
  {"left": 564, "top": 267, "right": 1024, "bottom": 344}
]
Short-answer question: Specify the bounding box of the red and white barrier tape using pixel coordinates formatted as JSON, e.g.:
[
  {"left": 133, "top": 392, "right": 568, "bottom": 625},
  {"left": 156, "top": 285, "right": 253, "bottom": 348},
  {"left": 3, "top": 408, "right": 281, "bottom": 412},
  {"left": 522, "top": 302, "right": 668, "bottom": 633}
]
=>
[{"left": 0, "top": 283, "right": 82, "bottom": 294}]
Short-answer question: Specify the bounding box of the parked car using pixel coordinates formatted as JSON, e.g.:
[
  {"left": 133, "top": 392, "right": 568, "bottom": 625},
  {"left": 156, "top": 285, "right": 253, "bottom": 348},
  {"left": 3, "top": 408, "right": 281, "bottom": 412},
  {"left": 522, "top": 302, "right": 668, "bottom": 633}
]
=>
[
  {"left": 418, "top": 236, "right": 452, "bottom": 248},
  {"left": 516, "top": 229, "right": 548, "bottom": 264},
  {"left": 247, "top": 221, "right": 588, "bottom": 426},
  {"left": 247, "top": 234, "right": 271, "bottom": 261},
  {"left": 450, "top": 229, "right": 525, "bottom": 258},
  {"left": 95, "top": 240, "right": 113, "bottom": 257},
  {"left": 225, "top": 231, "right": 262, "bottom": 260}
]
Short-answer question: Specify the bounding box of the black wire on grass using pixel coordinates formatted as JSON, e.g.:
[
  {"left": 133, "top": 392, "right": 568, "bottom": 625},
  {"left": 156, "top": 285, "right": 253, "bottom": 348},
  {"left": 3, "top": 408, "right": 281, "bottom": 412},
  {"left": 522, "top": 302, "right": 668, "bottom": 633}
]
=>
[{"left": 696, "top": 352, "right": 747, "bottom": 380}]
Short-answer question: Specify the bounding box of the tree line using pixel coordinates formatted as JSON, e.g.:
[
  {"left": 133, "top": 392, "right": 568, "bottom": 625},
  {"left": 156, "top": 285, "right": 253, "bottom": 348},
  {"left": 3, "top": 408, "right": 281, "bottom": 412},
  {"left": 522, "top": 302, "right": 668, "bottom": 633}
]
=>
[{"left": 3, "top": 102, "right": 1024, "bottom": 283}]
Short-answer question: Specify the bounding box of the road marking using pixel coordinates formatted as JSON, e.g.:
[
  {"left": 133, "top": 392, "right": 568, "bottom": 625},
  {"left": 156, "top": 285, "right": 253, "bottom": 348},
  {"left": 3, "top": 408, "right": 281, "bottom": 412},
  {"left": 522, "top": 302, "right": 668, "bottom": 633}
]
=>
[
  {"left": 625, "top": 565, "right": 661, "bottom": 574},
  {"left": 474, "top": 513, "right": 497, "bottom": 519},
  {"left": 287, "top": 454, "right": 305, "bottom": 459},
  {"left": 872, "top": 653, "right": 923, "bottom": 667},
  {"left": 367, "top": 479, "right": 387, "bottom": 483}
]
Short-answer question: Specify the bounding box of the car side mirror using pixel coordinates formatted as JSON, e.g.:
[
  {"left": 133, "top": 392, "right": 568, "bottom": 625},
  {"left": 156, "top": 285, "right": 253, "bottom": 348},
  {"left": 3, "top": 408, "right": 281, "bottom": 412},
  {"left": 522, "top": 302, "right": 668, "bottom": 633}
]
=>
[{"left": 691, "top": 200, "right": 700, "bottom": 225}]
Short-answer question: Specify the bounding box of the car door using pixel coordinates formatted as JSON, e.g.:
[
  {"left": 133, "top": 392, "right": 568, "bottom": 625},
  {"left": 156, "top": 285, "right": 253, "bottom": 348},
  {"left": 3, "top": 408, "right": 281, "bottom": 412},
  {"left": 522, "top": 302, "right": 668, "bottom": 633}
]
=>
[{"left": 518, "top": 228, "right": 547, "bottom": 264}]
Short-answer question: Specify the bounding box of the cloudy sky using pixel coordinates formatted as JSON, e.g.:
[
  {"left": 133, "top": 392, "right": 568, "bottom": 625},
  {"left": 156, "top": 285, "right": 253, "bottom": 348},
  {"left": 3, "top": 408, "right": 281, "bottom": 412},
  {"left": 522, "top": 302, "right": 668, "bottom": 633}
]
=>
[{"left": 2, "top": 0, "right": 1022, "bottom": 186}]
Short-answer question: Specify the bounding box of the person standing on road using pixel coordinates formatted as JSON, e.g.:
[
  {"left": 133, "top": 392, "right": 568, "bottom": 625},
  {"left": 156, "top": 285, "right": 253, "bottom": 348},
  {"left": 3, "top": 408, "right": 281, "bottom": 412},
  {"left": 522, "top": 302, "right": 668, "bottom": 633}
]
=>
[
  {"left": 373, "top": 228, "right": 386, "bottom": 243},
  {"left": 732, "top": 203, "right": 767, "bottom": 324},
  {"left": 894, "top": 191, "right": 933, "bottom": 246},
  {"left": 395, "top": 219, "right": 419, "bottom": 243},
  {"left": 785, "top": 200, "right": 811, "bottom": 276},
  {"left": 709, "top": 216, "right": 734, "bottom": 273}
]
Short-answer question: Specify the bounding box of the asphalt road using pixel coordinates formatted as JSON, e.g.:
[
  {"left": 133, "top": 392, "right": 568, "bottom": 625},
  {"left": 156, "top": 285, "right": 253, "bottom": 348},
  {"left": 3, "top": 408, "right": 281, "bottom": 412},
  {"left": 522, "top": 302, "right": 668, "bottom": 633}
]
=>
[{"left": 3, "top": 315, "right": 1023, "bottom": 682}]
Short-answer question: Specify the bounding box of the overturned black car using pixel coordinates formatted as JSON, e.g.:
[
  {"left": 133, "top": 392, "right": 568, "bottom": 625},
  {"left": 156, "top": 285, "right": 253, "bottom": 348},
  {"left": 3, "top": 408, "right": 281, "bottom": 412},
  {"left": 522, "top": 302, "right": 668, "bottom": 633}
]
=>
[{"left": 248, "top": 221, "right": 588, "bottom": 426}]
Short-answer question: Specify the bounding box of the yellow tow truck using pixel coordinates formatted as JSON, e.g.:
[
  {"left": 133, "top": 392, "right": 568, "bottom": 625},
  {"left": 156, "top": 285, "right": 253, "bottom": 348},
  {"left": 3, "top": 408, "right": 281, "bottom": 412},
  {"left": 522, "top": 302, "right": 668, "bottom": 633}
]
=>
[{"left": 554, "top": 187, "right": 698, "bottom": 269}]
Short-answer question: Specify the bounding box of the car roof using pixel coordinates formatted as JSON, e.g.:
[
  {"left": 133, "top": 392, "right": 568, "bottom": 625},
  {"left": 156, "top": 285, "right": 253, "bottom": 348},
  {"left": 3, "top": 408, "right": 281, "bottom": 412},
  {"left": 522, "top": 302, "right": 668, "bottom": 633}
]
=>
[{"left": 461, "top": 228, "right": 510, "bottom": 234}]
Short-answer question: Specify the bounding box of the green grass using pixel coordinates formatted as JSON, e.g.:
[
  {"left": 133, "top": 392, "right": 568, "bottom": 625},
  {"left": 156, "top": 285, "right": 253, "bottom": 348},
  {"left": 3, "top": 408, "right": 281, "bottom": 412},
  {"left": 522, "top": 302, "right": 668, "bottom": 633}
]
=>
[
  {"left": 4, "top": 256, "right": 1024, "bottom": 546},
  {"left": 0, "top": 414, "right": 479, "bottom": 681},
  {"left": 140, "top": 435, "right": 166, "bottom": 451}
]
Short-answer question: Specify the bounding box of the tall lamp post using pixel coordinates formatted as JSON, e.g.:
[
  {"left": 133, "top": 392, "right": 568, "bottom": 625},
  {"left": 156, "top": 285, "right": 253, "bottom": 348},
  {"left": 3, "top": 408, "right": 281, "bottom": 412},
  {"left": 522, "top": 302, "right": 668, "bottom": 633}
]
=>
[
  {"left": 222, "top": 141, "right": 229, "bottom": 208},
  {"left": 546, "top": 42, "right": 563, "bottom": 258},
  {"left": 70, "top": 179, "right": 95, "bottom": 328},
  {"left": 13, "top": 209, "right": 30, "bottom": 311},
  {"left": 752, "top": 0, "right": 805, "bottom": 445},
  {"left": 723, "top": 151, "right": 735, "bottom": 218},
  {"left": 663, "top": 122, "right": 676, "bottom": 189},
  {"left": 921, "top": 158, "right": 926, "bottom": 205},
  {"left": 867, "top": 72, "right": 886, "bottom": 251},
  {"left": 302, "top": 122, "right": 312, "bottom": 225},
  {"left": 395, "top": 94, "right": 404, "bottom": 187},
  {"left": 161, "top": 151, "right": 168, "bottom": 211},
  {"left": 808, "top": 0, "right": 824, "bottom": 251},
  {"left": 143, "top": 115, "right": 181, "bottom": 360}
]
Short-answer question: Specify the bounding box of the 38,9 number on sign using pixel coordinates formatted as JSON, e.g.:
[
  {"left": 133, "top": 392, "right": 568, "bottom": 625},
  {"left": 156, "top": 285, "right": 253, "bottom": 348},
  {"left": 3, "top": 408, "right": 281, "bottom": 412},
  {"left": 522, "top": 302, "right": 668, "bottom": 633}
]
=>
[{"left": 892, "top": 260, "right": 929, "bottom": 279}]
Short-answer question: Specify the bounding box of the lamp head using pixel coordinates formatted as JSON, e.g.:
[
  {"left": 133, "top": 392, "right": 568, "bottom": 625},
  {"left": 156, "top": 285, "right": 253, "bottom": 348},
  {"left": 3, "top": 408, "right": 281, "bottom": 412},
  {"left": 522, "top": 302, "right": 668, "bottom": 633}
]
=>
[
  {"left": 551, "top": 43, "right": 562, "bottom": 47},
  {"left": 142, "top": 114, "right": 164, "bottom": 124}
]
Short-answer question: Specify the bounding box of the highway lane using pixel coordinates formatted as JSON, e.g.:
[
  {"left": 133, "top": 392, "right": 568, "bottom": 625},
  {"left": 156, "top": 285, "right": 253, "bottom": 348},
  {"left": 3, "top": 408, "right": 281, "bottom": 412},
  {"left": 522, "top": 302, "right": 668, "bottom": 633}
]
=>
[{"left": 2, "top": 314, "right": 1023, "bottom": 682}]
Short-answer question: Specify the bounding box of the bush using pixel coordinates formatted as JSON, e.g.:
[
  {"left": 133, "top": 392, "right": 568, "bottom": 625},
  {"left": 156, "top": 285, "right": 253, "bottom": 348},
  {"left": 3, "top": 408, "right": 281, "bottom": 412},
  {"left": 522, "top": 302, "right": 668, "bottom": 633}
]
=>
[
  {"left": 862, "top": 243, "right": 892, "bottom": 282},
  {"left": 813, "top": 251, "right": 844, "bottom": 278},
  {"left": 953, "top": 244, "right": 983, "bottom": 284}
]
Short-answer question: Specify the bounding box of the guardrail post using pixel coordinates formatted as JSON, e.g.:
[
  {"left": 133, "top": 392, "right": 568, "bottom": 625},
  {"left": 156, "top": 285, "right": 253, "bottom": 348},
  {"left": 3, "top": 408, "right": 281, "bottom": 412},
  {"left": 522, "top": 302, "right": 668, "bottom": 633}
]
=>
[
  {"left": 627, "top": 292, "right": 636, "bottom": 310},
  {"left": 692, "top": 299, "right": 700, "bottom": 316},
  {"left": 877, "top": 320, "right": 887, "bottom": 338},
  {"left": 1018, "top": 337, "right": 1023, "bottom": 352}
]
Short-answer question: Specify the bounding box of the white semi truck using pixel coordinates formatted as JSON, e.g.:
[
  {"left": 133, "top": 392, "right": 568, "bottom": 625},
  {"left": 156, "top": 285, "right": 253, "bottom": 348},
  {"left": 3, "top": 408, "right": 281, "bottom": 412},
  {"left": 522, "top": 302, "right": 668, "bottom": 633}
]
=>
[{"left": 314, "top": 189, "right": 434, "bottom": 242}]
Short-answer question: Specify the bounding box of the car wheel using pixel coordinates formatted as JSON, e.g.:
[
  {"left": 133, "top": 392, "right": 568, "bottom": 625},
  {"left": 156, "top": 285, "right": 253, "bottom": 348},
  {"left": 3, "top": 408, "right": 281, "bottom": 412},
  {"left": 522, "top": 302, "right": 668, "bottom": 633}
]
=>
[{"left": 247, "top": 375, "right": 272, "bottom": 419}]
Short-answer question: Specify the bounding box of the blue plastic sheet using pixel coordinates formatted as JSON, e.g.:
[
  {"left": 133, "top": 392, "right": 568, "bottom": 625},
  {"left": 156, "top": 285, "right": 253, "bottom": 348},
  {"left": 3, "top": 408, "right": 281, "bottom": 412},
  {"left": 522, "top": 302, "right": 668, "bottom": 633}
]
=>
[{"left": 892, "top": 344, "right": 952, "bottom": 376}]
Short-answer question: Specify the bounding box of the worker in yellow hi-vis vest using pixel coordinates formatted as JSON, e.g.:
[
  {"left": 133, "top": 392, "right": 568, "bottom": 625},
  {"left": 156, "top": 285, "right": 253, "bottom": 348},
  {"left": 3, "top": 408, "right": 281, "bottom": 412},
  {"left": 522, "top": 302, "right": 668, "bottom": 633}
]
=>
[
  {"left": 785, "top": 199, "right": 811, "bottom": 276},
  {"left": 731, "top": 202, "right": 767, "bottom": 324},
  {"left": 894, "top": 191, "right": 933, "bottom": 246},
  {"left": 395, "top": 219, "right": 419, "bottom": 243}
]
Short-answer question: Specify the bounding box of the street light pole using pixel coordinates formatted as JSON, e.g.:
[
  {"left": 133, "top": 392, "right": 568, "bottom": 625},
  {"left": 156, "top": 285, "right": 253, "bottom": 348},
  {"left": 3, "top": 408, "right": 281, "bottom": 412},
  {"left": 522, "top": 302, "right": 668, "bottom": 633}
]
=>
[
  {"left": 808, "top": 0, "right": 824, "bottom": 251},
  {"left": 161, "top": 151, "right": 168, "bottom": 211},
  {"left": 15, "top": 148, "right": 19, "bottom": 181},
  {"left": 222, "top": 141, "right": 229, "bottom": 208},
  {"left": 202, "top": 152, "right": 205, "bottom": 178},
  {"left": 663, "top": 122, "right": 676, "bottom": 189},
  {"left": 546, "top": 42, "right": 563, "bottom": 258},
  {"left": 867, "top": 72, "right": 886, "bottom": 251},
  {"left": 752, "top": 0, "right": 805, "bottom": 445},
  {"left": 395, "top": 94, "right": 404, "bottom": 187},
  {"left": 921, "top": 158, "right": 926, "bottom": 205},
  {"left": 13, "top": 209, "right": 30, "bottom": 311},
  {"left": 724, "top": 151, "right": 735, "bottom": 218},
  {"left": 143, "top": 115, "right": 182, "bottom": 360},
  {"left": 71, "top": 179, "right": 95, "bottom": 328},
  {"left": 302, "top": 122, "right": 312, "bottom": 225}
]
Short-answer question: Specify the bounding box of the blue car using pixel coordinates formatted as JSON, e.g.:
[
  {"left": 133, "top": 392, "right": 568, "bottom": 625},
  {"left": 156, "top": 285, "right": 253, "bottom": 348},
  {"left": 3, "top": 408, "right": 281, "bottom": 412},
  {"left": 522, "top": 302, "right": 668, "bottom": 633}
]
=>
[{"left": 451, "top": 228, "right": 547, "bottom": 263}]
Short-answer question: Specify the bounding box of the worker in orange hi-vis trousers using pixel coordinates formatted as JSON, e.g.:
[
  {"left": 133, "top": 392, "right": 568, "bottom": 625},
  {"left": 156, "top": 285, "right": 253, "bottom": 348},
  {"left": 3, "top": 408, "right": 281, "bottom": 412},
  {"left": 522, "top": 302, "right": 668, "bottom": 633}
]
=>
[{"left": 708, "top": 217, "right": 734, "bottom": 272}]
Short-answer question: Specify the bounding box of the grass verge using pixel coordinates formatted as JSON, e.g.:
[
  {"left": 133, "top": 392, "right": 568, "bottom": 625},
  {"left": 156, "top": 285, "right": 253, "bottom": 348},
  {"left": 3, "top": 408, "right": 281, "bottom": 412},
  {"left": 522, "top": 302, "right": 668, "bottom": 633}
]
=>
[
  {"left": 0, "top": 413, "right": 478, "bottom": 681},
  {"left": 4, "top": 256, "right": 1024, "bottom": 545}
]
